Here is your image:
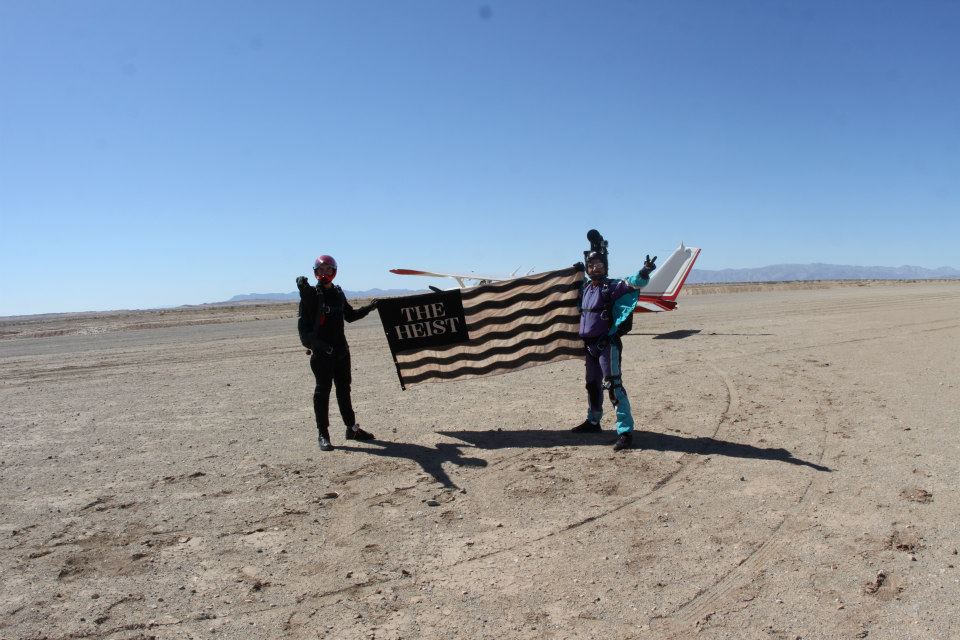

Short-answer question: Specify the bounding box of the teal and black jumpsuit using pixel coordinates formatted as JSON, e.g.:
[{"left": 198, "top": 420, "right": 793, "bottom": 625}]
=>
[{"left": 578, "top": 272, "right": 648, "bottom": 434}]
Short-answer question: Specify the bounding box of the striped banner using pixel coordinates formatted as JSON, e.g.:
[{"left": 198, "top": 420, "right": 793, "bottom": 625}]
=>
[{"left": 382, "top": 266, "right": 583, "bottom": 388}]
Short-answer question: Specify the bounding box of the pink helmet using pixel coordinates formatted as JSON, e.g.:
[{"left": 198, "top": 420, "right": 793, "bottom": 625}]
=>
[{"left": 313, "top": 255, "right": 338, "bottom": 283}]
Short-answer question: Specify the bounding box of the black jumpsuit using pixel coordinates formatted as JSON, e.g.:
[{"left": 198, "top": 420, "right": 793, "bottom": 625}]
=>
[{"left": 297, "top": 282, "right": 375, "bottom": 437}]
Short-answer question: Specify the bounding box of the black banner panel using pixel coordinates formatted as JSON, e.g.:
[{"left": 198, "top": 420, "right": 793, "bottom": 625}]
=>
[{"left": 378, "top": 290, "right": 469, "bottom": 354}]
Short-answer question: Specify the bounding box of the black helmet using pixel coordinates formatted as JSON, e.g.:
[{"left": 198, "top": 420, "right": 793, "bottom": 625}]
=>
[{"left": 586, "top": 251, "right": 605, "bottom": 264}]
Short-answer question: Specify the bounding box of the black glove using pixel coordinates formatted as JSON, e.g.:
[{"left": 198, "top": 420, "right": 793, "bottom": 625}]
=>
[
  {"left": 296, "top": 275, "right": 309, "bottom": 290},
  {"left": 367, "top": 298, "right": 380, "bottom": 311},
  {"left": 639, "top": 255, "right": 657, "bottom": 280},
  {"left": 574, "top": 262, "right": 585, "bottom": 273}
]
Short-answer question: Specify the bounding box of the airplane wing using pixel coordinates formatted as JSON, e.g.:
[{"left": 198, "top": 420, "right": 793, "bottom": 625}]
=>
[
  {"left": 631, "top": 243, "right": 701, "bottom": 313},
  {"left": 389, "top": 268, "right": 505, "bottom": 289}
]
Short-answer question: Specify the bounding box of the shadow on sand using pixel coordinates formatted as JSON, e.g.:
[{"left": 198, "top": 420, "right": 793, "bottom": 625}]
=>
[
  {"left": 437, "top": 428, "right": 831, "bottom": 472},
  {"left": 337, "top": 440, "right": 487, "bottom": 489},
  {"left": 628, "top": 329, "right": 775, "bottom": 339},
  {"left": 337, "top": 426, "right": 829, "bottom": 488}
]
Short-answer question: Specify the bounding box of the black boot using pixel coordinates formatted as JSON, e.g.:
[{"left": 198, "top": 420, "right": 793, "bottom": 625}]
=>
[
  {"left": 345, "top": 424, "right": 374, "bottom": 441},
  {"left": 318, "top": 429, "right": 333, "bottom": 451},
  {"left": 613, "top": 432, "right": 632, "bottom": 451},
  {"left": 571, "top": 419, "right": 602, "bottom": 433}
]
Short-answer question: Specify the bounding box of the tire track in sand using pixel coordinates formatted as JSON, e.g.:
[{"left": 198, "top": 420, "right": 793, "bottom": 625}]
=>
[
  {"left": 651, "top": 366, "right": 835, "bottom": 636},
  {"left": 444, "top": 361, "right": 740, "bottom": 567}
]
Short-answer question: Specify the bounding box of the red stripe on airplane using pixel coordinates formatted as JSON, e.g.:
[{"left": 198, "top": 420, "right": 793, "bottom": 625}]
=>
[{"left": 390, "top": 269, "right": 430, "bottom": 276}]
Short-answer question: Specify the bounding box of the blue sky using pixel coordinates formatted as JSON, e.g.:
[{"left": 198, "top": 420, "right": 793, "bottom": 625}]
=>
[{"left": 1, "top": 0, "right": 958, "bottom": 315}]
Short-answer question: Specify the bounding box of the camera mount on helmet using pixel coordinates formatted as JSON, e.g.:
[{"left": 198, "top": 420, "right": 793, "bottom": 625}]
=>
[{"left": 584, "top": 229, "right": 609, "bottom": 273}]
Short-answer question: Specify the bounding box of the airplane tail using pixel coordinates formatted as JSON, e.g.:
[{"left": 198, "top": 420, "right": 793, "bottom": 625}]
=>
[{"left": 633, "top": 243, "right": 701, "bottom": 312}]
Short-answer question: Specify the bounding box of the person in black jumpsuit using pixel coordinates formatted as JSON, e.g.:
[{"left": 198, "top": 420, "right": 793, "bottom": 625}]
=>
[{"left": 297, "top": 255, "right": 378, "bottom": 451}]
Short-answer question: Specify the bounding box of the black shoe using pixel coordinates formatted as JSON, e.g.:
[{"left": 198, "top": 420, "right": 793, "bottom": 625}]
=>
[
  {"left": 613, "top": 433, "right": 632, "bottom": 451},
  {"left": 318, "top": 434, "right": 333, "bottom": 451},
  {"left": 571, "top": 419, "right": 602, "bottom": 433},
  {"left": 345, "top": 425, "right": 374, "bottom": 441}
]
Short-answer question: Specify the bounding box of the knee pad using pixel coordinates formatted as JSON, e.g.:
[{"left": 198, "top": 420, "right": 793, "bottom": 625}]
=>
[{"left": 603, "top": 376, "right": 625, "bottom": 406}]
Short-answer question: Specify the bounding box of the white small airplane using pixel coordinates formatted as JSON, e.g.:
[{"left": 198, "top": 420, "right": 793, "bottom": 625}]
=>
[{"left": 391, "top": 243, "right": 701, "bottom": 313}]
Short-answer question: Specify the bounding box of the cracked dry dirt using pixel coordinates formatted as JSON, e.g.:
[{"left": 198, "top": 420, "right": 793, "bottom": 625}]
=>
[{"left": 2, "top": 282, "right": 959, "bottom": 639}]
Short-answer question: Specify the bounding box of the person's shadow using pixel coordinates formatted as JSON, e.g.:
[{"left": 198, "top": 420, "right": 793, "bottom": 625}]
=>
[
  {"left": 337, "top": 440, "right": 488, "bottom": 489},
  {"left": 337, "top": 425, "right": 829, "bottom": 488},
  {"left": 436, "top": 428, "right": 831, "bottom": 472}
]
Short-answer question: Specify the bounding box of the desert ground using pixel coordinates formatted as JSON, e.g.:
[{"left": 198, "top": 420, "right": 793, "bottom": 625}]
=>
[{"left": 2, "top": 281, "right": 959, "bottom": 639}]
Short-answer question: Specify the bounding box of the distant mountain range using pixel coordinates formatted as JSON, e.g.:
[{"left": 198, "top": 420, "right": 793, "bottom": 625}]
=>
[
  {"left": 226, "top": 264, "right": 960, "bottom": 303},
  {"left": 688, "top": 263, "right": 960, "bottom": 284}
]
